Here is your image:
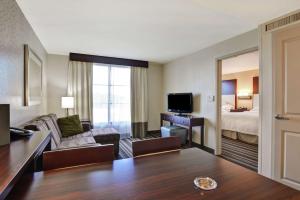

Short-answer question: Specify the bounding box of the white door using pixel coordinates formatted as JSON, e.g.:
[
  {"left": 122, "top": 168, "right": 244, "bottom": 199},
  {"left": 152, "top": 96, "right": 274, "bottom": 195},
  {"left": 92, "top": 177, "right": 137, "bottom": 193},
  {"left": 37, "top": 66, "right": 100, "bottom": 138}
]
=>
[{"left": 273, "top": 23, "right": 300, "bottom": 190}]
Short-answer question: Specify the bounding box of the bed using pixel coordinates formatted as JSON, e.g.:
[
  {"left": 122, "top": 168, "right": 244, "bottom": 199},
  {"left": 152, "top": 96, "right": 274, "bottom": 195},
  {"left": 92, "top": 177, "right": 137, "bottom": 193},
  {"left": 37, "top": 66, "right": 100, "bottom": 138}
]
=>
[{"left": 221, "top": 94, "right": 259, "bottom": 144}]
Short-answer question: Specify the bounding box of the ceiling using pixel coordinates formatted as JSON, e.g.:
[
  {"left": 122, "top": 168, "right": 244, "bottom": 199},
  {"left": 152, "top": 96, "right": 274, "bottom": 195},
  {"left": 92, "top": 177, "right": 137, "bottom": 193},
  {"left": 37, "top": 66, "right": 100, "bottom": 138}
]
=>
[
  {"left": 222, "top": 51, "right": 259, "bottom": 74},
  {"left": 17, "top": 0, "right": 300, "bottom": 63}
]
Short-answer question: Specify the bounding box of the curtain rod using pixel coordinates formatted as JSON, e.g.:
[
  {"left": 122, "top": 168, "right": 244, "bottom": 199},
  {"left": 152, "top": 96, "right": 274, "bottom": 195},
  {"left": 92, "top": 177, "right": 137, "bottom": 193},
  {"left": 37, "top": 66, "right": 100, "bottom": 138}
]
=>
[{"left": 69, "top": 53, "right": 148, "bottom": 68}]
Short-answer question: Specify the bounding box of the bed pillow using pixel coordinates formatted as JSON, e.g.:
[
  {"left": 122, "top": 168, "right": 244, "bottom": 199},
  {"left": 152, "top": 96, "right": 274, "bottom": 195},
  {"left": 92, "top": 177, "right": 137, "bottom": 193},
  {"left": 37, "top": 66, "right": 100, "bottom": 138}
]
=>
[
  {"left": 222, "top": 103, "right": 234, "bottom": 112},
  {"left": 57, "top": 115, "right": 84, "bottom": 137}
]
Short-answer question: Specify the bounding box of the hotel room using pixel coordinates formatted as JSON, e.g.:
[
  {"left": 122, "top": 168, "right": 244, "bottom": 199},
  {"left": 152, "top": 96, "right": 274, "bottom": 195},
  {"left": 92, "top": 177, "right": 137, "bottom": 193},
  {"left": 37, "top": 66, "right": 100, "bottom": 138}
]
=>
[
  {"left": 220, "top": 51, "right": 259, "bottom": 171},
  {"left": 1, "top": 0, "right": 300, "bottom": 199}
]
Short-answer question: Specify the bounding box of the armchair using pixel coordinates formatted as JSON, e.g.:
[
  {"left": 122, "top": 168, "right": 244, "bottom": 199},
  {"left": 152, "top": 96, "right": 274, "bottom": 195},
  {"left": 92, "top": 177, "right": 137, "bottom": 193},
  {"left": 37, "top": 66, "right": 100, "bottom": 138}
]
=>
[{"left": 80, "top": 120, "right": 120, "bottom": 157}]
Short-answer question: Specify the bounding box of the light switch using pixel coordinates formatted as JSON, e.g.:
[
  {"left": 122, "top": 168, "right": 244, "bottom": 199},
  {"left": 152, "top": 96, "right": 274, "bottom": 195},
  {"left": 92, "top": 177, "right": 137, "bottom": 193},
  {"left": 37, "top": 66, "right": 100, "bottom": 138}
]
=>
[{"left": 208, "top": 95, "right": 215, "bottom": 102}]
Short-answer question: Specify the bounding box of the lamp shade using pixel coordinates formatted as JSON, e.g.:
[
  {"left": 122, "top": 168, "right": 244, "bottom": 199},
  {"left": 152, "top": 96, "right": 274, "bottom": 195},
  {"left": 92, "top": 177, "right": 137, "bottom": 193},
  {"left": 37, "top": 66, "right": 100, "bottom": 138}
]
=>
[{"left": 61, "top": 97, "right": 74, "bottom": 109}]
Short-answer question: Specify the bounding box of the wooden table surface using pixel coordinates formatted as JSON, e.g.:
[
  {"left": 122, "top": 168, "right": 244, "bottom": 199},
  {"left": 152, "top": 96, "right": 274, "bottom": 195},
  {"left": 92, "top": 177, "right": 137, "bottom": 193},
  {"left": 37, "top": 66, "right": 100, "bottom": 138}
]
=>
[
  {"left": 8, "top": 148, "right": 300, "bottom": 200},
  {"left": 0, "top": 131, "right": 50, "bottom": 199}
]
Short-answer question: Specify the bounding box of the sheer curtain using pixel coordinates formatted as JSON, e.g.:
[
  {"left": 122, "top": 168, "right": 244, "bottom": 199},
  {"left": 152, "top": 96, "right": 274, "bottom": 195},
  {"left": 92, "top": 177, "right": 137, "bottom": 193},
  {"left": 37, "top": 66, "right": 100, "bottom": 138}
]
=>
[
  {"left": 93, "top": 64, "right": 131, "bottom": 138},
  {"left": 67, "top": 61, "right": 93, "bottom": 122}
]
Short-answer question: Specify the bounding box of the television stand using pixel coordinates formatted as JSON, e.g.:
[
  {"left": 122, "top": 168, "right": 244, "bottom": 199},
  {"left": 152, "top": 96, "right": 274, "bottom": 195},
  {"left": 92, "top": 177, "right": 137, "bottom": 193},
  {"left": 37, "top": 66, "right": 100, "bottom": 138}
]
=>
[
  {"left": 175, "top": 113, "right": 190, "bottom": 117},
  {"left": 160, "top": 113, "right": 205, "bottom": 147}
]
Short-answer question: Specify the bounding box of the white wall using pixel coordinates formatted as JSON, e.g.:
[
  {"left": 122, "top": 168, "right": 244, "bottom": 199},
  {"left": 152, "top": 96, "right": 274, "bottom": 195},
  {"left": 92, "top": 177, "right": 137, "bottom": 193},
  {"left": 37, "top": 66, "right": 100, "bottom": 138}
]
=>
[
  {"left": 47, "top": 54, "right": 163, "bottom": 130},
  {"left": 222, "top": 69, "right": 259, "bottom": 109},
  {"left": 163, "top": 29, "right": 258, "bottom": 149},
  {"left": 46, "top": 54, "right": 69, "bottom": 118},
  {"left": 0, "top": 0, "right": 48, "bottom": 126}
]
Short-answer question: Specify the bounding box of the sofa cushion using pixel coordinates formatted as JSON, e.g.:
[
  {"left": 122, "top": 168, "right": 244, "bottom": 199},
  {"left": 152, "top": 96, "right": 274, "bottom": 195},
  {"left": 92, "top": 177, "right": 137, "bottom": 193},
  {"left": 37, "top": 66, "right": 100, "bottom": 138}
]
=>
[
  {"left": 57, "top": 136, "right": 96, "bottom": 149},
  {"left": 57, "top": 115, "right": 84, "bottom": 137},
  {"left": 61, "top": 131, "right": 93, "bottom": 141},
  {"left": 40, "top": 116, "right": 62, "bottom": 147},
  {"left": 92, "top": 127, "right": 119, "bottom": 136}
]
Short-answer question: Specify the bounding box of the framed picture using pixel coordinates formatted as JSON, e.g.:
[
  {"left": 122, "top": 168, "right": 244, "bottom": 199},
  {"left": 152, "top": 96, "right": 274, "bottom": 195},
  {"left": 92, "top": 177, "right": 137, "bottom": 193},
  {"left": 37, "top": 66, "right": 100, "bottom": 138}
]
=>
[{"left": 24, "top": 44, "right": 43, "bottom": 106}]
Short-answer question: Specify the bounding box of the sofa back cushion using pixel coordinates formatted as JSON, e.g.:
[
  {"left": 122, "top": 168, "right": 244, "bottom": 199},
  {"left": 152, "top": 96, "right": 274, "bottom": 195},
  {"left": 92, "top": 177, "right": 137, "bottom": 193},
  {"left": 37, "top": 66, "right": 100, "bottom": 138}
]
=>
[
  {"left": 48, "top": 113, "right": 62, "bottom": 137},
  {"left": 57, "top": 115, "right": 84, "bottom": 137},
  {"left": 40, "top": 116, "right": 61, "bottom": 147},
  {"left": 24, "top": 119, "right": 49, "bottom": 133},
  {"left": 24, "top": 119, "right": 57, "bottom": 150}
]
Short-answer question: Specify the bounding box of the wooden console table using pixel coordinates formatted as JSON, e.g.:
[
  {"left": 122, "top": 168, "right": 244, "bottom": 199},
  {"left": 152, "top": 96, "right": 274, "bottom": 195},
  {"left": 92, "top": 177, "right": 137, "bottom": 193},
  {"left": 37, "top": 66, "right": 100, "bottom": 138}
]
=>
[
  {"left": 160, "top": 113, "right": 204, "bottom": 147},
  {"left": 0, "top": 131, "right": 51, "bottom": 199}
]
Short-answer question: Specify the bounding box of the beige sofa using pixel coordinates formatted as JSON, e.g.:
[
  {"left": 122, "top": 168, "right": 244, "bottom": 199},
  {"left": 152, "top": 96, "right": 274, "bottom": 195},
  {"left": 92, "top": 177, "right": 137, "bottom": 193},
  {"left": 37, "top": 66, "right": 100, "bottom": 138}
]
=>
[{"left": 24, "top": 114, "right": 120, "bottom": 157}]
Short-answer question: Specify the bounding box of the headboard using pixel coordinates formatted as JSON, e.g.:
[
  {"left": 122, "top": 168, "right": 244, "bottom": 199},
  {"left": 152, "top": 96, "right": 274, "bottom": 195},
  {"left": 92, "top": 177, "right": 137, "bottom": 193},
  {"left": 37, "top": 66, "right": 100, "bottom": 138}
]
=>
[{"left": 222, "top": 79, "right": 237, "bottom": 109}]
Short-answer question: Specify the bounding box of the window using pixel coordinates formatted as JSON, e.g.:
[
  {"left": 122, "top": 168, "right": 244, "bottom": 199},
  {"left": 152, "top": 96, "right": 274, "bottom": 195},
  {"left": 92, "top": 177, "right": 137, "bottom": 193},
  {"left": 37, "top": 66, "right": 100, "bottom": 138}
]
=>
[{"left": 93, "top": 64, "right": 131, "bottom": 138}]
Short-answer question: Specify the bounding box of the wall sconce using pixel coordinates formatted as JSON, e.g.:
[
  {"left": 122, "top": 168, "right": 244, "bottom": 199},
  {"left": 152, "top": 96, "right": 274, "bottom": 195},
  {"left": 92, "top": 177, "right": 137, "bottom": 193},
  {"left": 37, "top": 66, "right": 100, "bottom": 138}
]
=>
[{"left": 237, "top": 91, "right": 252, "bottom": 100}]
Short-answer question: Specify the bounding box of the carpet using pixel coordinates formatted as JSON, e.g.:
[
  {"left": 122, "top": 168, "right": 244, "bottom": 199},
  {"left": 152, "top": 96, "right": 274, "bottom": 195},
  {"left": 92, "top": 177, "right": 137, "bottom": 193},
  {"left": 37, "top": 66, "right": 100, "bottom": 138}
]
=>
[{"left": 220, "top": 136, "right": 258, "bottom": 172}]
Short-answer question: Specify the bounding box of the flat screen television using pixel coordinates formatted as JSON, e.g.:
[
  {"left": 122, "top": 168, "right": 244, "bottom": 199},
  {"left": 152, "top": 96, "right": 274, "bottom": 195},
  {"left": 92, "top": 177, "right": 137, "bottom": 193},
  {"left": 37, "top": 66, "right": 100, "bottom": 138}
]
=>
[{"left": 168, "top": 93, "right": 193, "bottom": 114}]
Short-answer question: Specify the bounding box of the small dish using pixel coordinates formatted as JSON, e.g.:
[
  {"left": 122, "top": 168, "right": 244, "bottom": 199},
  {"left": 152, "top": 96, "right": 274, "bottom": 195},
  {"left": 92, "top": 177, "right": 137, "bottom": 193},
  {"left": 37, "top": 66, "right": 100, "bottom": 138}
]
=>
[{"left": 194, "top": 177, "right": 217, "bottom": 190}]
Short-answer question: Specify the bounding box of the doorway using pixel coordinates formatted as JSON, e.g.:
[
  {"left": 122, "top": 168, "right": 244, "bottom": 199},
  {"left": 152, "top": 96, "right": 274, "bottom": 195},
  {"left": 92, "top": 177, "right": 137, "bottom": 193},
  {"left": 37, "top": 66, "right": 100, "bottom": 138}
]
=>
[{"left": 216, "top": 49, "right": 260, "bottom": 172}]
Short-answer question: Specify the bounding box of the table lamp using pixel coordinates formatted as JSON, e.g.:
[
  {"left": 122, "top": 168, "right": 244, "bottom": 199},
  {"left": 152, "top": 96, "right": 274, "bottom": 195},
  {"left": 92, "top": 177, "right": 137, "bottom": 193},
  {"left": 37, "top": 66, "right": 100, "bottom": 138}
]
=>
[{"left": 61, "top": 97, "right": 74, "bottom": 116}]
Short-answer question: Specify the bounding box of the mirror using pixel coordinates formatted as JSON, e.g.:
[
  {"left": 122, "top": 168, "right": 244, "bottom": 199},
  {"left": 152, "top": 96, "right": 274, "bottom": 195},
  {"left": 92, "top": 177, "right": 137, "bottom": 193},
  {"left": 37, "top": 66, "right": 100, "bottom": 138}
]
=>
[{"left": 24, "top": 44, "right": 42, "bottom": 106}]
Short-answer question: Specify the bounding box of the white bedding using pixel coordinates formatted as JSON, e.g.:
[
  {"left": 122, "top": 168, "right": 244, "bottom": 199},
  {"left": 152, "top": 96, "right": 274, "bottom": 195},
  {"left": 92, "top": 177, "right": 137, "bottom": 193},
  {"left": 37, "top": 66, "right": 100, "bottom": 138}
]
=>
[{"left": 222, "top": 110, "right": 259, "bottom": 136}]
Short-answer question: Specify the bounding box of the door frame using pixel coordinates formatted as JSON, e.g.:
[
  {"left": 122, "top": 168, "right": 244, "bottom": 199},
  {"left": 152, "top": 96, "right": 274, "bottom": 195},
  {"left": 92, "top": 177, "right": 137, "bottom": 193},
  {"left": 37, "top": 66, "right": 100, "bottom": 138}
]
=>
[{"left": 215, "top": 47, "right": 261, "bottom": 173}]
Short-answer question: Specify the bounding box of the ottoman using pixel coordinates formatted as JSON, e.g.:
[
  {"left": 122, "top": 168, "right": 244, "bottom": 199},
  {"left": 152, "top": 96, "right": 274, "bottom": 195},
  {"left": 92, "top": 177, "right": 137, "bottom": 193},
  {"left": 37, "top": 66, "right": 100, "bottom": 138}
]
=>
[
  {"left": 161, "top": 126, "right": 187, "bottom": 145},
  {"left": 92, "top": 128, "right": 120, "bottom": 157}
]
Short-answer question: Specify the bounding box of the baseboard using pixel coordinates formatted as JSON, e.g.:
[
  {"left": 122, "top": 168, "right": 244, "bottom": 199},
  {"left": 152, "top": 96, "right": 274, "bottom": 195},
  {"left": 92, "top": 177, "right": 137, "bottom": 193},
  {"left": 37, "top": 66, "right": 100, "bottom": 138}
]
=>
[{"left": 192, "top": 142, "right": 215, "bottom": 154}]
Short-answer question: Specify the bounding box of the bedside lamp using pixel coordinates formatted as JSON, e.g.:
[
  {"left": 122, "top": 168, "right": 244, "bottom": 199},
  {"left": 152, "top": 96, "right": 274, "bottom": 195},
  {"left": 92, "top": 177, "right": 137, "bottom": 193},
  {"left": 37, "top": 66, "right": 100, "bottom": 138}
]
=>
[{"left": 61, "top": 97, "right": 74, "bottom": 116}]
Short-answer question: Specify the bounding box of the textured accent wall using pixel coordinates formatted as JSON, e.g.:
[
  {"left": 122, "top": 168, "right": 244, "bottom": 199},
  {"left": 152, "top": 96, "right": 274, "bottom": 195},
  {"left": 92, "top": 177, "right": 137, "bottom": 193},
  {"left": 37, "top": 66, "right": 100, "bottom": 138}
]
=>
[{"left": 0, "top": 0, "right": 48, "bottom": 125}]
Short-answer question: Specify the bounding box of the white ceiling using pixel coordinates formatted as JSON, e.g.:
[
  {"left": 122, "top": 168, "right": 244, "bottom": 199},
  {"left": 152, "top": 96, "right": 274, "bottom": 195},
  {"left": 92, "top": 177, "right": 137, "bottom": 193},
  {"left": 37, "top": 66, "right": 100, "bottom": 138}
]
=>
[
  {"left": 222, "top": 51, "right": 259, "bottom": 74},
  {"left": 17, "top": 0, "right": 300, "bottom": 63}
]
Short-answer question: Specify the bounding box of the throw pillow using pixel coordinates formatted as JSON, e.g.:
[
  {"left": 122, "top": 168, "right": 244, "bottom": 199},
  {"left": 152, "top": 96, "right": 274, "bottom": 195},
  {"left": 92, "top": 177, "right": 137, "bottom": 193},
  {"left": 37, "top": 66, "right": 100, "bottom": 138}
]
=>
[{"left": 57, "top": 115, "right": 84, "bottom": 137}]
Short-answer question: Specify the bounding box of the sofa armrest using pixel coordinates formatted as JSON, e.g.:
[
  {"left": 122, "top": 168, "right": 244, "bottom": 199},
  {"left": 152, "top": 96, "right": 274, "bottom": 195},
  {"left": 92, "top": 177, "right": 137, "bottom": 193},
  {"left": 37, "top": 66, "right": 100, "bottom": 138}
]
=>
[
  {"left": 81, "top": 120, "right": 93, "bottom": 132},
  {"left": 93, "top": 133, "right": 120, "bottom": 157},
  {"left": 43, "top": 144, "right": 114, "bottom": 171}
]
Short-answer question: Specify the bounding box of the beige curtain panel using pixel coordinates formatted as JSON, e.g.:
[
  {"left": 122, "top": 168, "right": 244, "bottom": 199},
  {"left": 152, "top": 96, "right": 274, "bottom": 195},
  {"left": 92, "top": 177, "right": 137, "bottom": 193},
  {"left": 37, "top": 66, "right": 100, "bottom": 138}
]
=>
[
  {"left": 67, "top": 61, "right": 93, "bottom": 122},
  {"left": 130, "top": 67, "right": 148, "bottom": 138}
]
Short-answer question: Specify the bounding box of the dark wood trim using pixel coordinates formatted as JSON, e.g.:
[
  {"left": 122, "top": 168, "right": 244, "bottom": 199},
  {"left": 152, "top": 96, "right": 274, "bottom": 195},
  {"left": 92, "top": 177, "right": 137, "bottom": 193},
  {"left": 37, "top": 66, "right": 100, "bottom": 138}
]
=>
[
  {"left": 192, "top": 142, "right": 215, "bottom": 154},
  {"left": 69, "top": 53, "right": 148, "bottom": 68},
  {"left": 253, "top": 76, "right": 259, "bottom": 94}
]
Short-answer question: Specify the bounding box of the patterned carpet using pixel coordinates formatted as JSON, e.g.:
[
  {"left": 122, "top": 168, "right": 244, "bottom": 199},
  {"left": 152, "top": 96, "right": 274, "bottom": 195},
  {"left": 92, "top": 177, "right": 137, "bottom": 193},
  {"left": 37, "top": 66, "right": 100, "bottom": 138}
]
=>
[{"left": 220, "top": 136, "right": 258, "bottom": 172}]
